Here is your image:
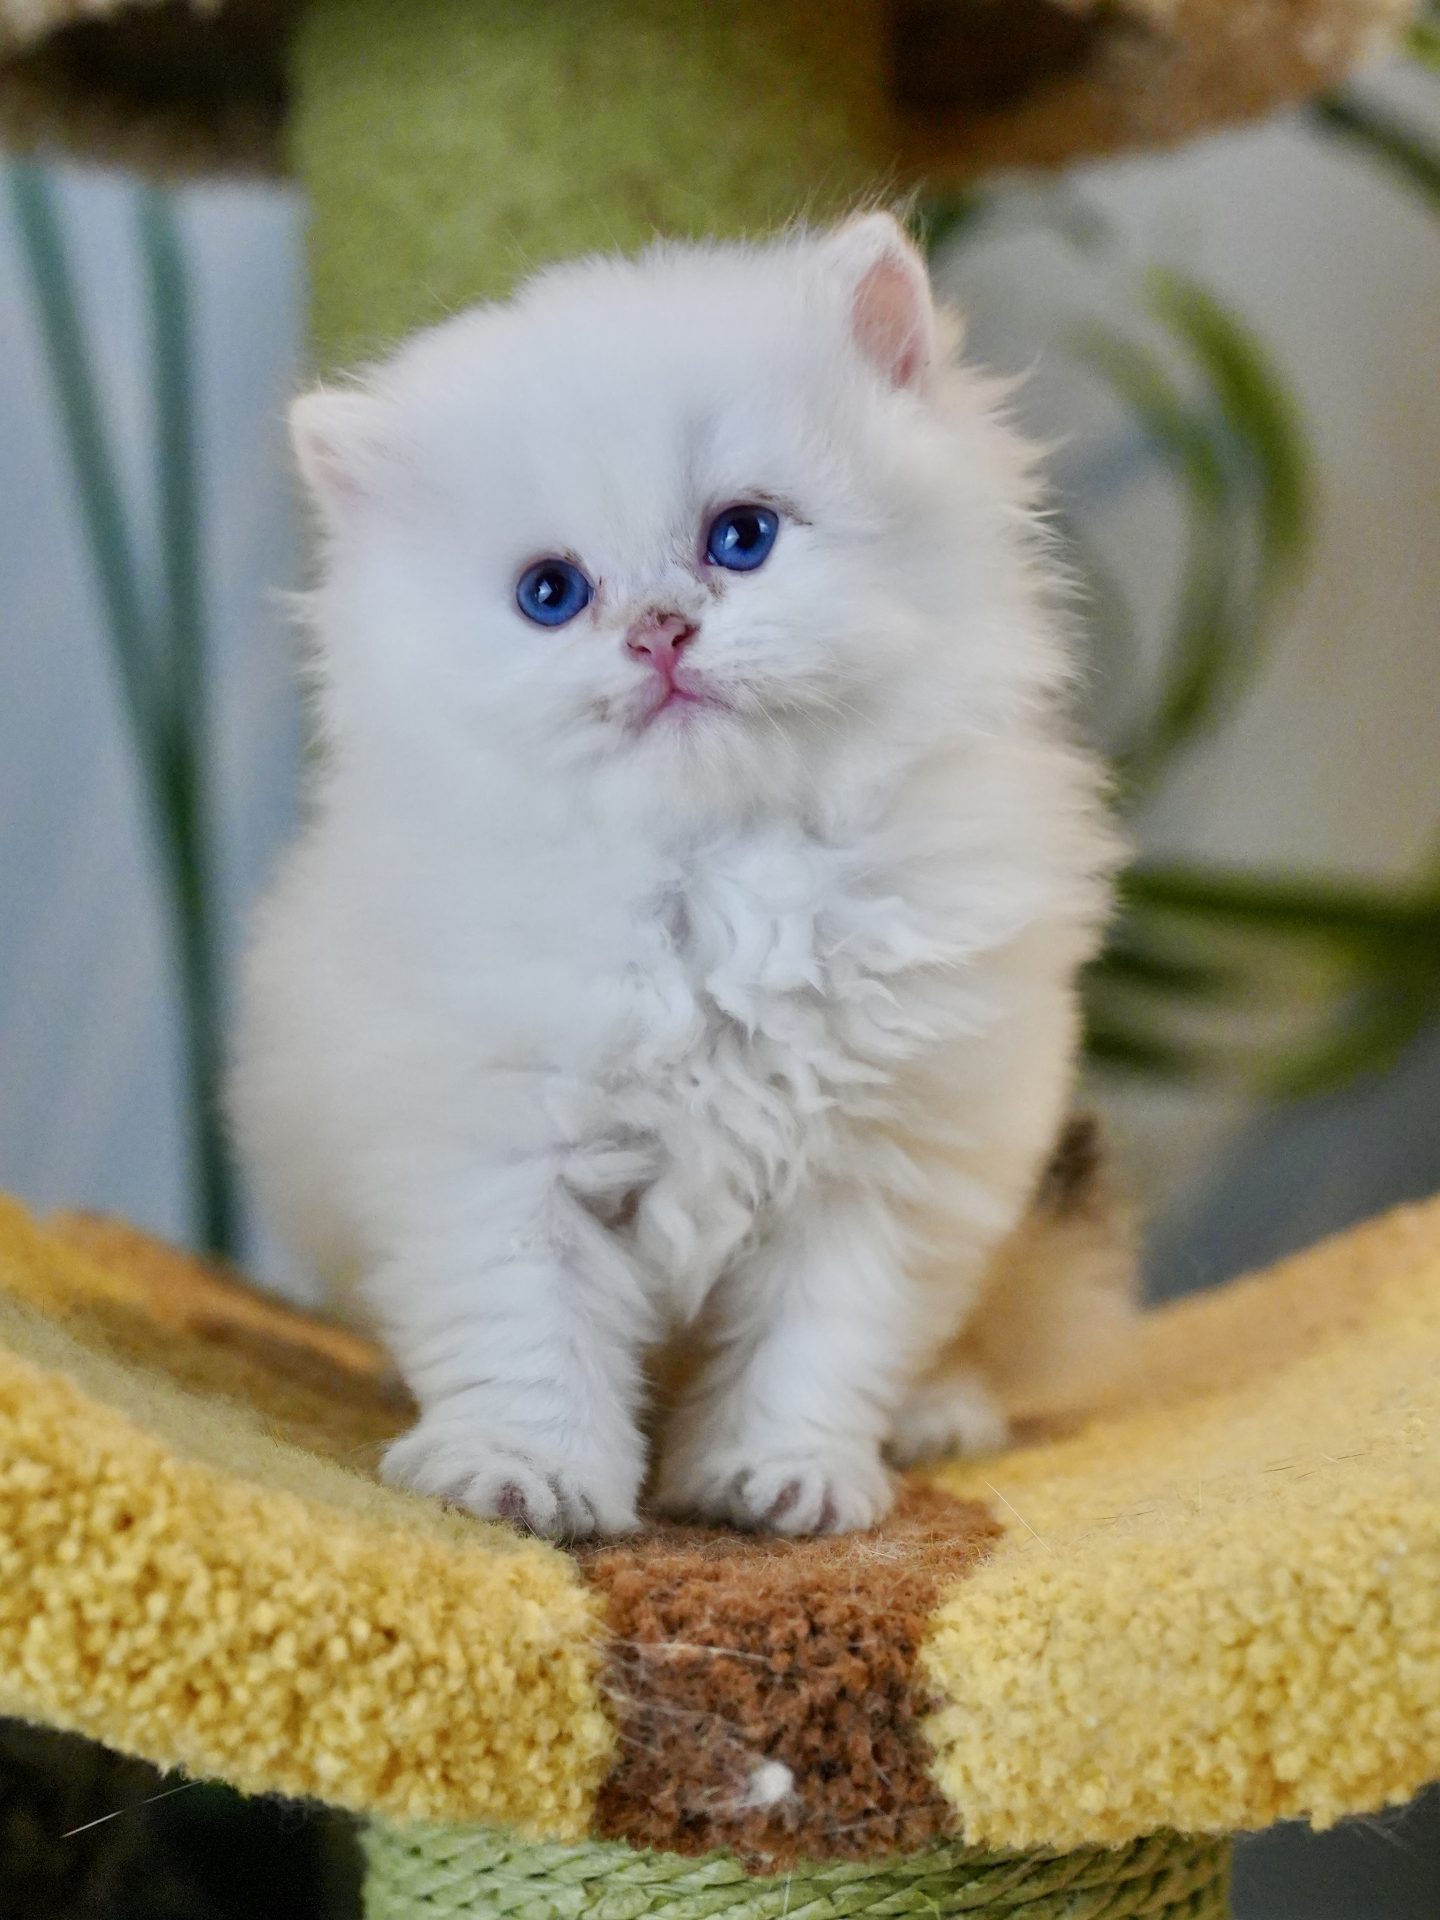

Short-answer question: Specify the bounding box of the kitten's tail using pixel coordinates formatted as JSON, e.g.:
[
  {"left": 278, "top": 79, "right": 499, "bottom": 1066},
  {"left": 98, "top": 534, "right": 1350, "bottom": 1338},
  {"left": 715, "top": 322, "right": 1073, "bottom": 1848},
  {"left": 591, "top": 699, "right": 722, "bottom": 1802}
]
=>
[{"left": 949, "top": 1113, "right": 1142, "bottom": 1421}]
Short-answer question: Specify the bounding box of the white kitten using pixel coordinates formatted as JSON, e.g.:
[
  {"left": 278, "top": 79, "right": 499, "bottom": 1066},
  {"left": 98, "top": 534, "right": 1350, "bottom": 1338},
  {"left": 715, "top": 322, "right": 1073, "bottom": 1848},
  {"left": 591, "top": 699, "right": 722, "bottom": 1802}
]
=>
[{"left": 230, "top": 213, "right": 1119, "bottom": 1541}]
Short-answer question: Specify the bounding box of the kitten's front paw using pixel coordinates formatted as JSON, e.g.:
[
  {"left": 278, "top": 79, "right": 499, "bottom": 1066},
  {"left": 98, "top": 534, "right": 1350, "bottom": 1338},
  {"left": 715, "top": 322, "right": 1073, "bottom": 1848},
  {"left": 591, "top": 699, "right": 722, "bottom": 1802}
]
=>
[
  {"left": 656, "top": 1439, "right": 893, "bottom": 1537},
  {"left": 887, "top": 1371, "right": 1010, "bottom": 1468},
  {"left": 382, "top": 1410, "right": 641, "bottom": 1541}
]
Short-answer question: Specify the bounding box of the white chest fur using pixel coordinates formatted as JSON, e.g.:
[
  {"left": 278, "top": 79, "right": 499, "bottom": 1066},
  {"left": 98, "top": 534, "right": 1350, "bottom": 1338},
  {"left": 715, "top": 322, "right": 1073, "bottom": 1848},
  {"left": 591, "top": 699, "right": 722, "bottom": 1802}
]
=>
[{"left": 551, "top": 825, "right": 956, "bottom": 1322}]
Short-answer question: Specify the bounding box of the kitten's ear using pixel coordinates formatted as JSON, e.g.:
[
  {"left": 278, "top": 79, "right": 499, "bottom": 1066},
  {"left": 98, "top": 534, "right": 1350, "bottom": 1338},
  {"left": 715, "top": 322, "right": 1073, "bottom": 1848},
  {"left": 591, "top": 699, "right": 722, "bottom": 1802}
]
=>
[
  {"left": 820, "top": 211, "right": 936, "bottom": 394},
  {"left": 288, "top": 386, "right": 390, "bottom": 526}
]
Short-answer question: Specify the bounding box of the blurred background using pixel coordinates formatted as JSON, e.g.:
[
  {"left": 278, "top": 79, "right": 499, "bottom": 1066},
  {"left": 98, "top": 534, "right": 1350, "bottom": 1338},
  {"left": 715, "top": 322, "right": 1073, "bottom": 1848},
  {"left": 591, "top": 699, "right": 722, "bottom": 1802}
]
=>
[{"left": 1, "top": 21, "right": 1438, "bottom": 1920}]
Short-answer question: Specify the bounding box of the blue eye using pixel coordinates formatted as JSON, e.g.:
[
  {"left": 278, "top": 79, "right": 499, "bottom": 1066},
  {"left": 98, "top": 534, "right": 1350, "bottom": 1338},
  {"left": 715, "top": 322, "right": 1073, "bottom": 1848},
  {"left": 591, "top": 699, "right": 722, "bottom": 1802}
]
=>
[
  {"left": 516, "top": 558, "right": 594, "bottom": 627},
  {"left": 705, "top": 504, "right": 780, "bottom": 572}
]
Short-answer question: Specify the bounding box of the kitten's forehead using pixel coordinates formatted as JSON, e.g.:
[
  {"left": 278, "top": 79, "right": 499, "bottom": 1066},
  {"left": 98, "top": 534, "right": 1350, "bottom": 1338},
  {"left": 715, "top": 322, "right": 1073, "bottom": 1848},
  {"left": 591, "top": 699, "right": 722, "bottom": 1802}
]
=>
[{"left": 388, "top": 247, "right": 834, "bottom": 523}]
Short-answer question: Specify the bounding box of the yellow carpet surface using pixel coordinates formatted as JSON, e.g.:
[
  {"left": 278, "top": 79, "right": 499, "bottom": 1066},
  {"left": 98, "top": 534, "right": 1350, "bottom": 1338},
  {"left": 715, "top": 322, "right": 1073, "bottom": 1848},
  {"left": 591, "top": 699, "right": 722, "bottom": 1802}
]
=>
[
  {"left": 925, "top": 1198, "right": 1440, "bottom": 1847},
  {"left": 0, "top": 1197, "right": 613, "bottom": 1832},
  {"left": 0, "top": 1188, "right": 1436, "bottom": 1850}
]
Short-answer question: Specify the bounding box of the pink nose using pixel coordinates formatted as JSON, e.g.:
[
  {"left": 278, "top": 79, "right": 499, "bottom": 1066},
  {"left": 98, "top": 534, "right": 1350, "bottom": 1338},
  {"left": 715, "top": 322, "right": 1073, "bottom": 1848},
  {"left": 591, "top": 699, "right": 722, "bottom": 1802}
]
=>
[{"left": 626, "top": 610, "right": 696, "bottom": 676}]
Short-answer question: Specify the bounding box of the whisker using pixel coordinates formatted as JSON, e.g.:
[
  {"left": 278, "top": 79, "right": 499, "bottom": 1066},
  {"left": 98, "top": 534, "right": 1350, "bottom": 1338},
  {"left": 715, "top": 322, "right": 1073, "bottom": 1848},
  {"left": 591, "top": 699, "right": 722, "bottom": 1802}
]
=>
[{"left": 63, "top": 1779, "right": 204, "bottom": 1838}]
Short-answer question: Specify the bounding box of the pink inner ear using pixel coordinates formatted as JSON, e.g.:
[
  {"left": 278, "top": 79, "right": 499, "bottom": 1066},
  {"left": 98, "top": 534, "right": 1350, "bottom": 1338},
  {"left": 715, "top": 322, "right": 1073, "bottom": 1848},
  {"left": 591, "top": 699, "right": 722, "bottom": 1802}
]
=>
[
  {"left": 302, "top": 428, "right": 358, "bottom": 504},
  {"left": 291, "top": 390, "right": 384, "bottom": 520},
  {"left": 852, "top": 251, "right": 930, "bottom": 391}
]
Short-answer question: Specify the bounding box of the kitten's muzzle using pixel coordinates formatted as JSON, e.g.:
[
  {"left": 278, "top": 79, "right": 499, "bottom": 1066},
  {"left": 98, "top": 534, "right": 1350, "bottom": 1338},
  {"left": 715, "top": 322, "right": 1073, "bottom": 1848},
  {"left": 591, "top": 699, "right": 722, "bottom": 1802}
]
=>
[{"left": 626, "top": 610, "right": 697, "bottom": 684}]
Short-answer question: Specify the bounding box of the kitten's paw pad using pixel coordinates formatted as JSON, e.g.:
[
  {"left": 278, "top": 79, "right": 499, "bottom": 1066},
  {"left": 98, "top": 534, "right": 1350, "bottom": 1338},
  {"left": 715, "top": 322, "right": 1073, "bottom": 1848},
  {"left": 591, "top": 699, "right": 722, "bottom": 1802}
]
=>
[
  {"left": 658, "top": 1445, "right": 893, "bottom": 1536},
  {"left": 887, "top": 1374, "right": 1010, "bottom": 1468},
  {"left": 381, "top": 1418, "right": 639, "bottom": 1541}
]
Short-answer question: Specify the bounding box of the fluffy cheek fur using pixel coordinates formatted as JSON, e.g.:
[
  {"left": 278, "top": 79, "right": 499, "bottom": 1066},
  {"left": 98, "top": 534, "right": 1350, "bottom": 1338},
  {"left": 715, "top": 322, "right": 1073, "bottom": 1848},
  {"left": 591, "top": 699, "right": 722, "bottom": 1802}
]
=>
[
  {"left": 231, "top": 216, "right": 1123, "bottom": 1543},
  {"left": 320, "top": 527, "right": 929, "bottom": 836},
  {"left": 349, "top": 487, "right": 900, "bottom": 743}
]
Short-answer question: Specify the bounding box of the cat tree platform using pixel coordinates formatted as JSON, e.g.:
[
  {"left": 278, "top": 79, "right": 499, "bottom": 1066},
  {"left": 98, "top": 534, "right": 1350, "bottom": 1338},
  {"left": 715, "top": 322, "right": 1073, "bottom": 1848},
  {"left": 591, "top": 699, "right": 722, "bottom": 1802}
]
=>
[
  {"left": 2, "top": 1189, "right": 1437, "bottom": 1916},
  {"left": 0, "top": 0, "right": 1423, "bottom": 364},
  {"left": 1, "top": 0, "right": 1421, "bottom": 182}
]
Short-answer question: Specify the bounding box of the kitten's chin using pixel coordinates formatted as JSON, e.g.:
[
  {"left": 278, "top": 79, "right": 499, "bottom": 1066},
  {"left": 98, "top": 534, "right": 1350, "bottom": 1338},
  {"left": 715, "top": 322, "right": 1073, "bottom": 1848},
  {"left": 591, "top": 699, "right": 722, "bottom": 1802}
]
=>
[{"left": 598, "top": 693, "right": 799, "bottom": 815}]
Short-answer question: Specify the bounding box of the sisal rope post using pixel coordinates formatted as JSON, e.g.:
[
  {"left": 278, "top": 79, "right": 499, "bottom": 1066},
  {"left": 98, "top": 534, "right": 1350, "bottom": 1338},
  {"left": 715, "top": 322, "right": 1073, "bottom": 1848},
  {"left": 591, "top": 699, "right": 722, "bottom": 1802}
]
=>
[{"left": 360, "top": 1825, "right": 1234, "bottom": 1920}]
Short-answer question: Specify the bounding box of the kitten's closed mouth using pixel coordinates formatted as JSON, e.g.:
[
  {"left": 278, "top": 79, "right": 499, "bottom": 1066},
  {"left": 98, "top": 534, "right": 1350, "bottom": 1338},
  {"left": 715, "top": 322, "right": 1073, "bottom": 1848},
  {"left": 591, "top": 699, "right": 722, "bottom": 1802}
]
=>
[{"left": 635, "top": 678, "right": 729, "bottom": 729}]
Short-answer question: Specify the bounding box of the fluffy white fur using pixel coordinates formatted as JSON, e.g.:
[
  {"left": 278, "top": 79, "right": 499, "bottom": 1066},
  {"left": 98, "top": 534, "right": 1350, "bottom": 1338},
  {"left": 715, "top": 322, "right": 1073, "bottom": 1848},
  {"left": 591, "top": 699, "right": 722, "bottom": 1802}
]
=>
[{"left": 230, "top": 214, "right": 1119, "bottom": 1541}]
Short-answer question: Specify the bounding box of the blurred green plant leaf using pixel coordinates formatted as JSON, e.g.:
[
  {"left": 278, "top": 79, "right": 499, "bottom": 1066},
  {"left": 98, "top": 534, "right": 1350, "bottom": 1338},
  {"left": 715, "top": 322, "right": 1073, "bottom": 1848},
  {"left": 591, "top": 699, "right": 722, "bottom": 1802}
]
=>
[
  {"left": 1087, "top": 934, "right": 1243, "bottom": 1000},
  {"left": 910, "top": 191, "right": 987, "bottom": 257},
  {"left": 1085, "top": 860, "right": 1440, "bottom": 1093},
  {"left": 1146, "top": 270, "right": 1311, "bottom": 615},
  {"left": 1121, "top": 863, "right": 1440, "bottom": 948},
  {"left": 1077, "top": 1018, "right": 1208, "bottom": 1079},
  {"left": 1075, "top": 277, "right": 1313, "bottom": 799},
  {"left": 1410, "top": 13, "right": 1440, "bottom": 71},
  {"left": 914, "top": 181, "right": 1117, "bottom": 265},
  {"left": 1073, "top": 330, "right": 1242, "bottom": 791},
  {"left": 1276, "top": 978, "right": 1440, "bottom": 1098},
  {"left": 9, "top": 165, "right": 236, "bottom": 1255},
  {"left": 1312, "top": 93, "right": 1440, "bottom": 214}
]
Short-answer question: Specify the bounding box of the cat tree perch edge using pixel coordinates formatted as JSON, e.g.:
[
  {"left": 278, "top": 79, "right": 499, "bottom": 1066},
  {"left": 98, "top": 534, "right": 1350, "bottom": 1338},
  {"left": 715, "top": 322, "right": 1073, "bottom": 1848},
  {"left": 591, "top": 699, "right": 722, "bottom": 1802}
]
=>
[
  {"left": 1, "top": 0, "right": 1434, "bottom": 1913},
  {"left": 1, "top": 1188, "right": 1438, "bottom": 1917},
  {"left": 0, "top": 0, "right": 1423, "bottom": 363}
]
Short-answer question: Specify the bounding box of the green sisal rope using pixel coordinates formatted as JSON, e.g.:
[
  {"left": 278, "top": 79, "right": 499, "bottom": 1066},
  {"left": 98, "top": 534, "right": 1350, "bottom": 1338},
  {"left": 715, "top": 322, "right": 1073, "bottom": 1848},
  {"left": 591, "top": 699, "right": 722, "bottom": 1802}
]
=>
[{"left": 362, "top": 1824, "right": 1233, "bottom": 1920}]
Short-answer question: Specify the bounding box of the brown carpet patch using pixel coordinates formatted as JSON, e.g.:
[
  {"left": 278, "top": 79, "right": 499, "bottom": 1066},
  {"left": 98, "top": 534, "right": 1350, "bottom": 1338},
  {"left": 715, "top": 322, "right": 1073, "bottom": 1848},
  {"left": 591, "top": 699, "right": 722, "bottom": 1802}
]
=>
[
  {"left": 50, "top": 1210, "right": 1007, "bottom": 1863},
  {"left": 580, "top": 1483, "right": 1001, "bottom": 1867},
  {"left": 42, "top": 1213, "right": 412, "bottom": 1464}
]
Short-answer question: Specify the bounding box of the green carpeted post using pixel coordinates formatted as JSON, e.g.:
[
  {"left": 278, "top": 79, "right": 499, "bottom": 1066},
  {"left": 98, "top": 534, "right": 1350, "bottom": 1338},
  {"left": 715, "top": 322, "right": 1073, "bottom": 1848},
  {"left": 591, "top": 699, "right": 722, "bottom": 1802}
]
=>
[
  {"left": 361, "top": 1824, "right": 1234, "bottom": 1920},
  {"left": 290, "top": 0, "right": 895, "bottom": 369}
]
